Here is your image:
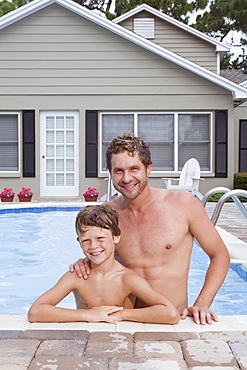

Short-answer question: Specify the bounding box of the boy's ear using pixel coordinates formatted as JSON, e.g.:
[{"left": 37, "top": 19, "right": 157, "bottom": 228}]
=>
[{"left": 113, "top": 235, "right": 121, "bottom": 244}]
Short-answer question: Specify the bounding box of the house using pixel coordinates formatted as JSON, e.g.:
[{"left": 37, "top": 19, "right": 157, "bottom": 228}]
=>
[
  {"left": 0, "top": 0, "right": 247, "bottom": 200},
  {"left": 220, "top": 65, "right": 247, "bottom": 173}
]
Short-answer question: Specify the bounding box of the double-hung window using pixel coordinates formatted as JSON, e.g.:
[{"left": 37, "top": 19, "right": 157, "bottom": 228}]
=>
[
  {"left": 100, "top": 112, "right": 211, "bottom": 173},
  {"left": 0, "top": 113, "right": 20, "bottom": 173}
]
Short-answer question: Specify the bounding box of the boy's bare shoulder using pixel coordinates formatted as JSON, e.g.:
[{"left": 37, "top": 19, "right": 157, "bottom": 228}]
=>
[{"left": 63, "top": 270, "right": 86, "bottom": 287}]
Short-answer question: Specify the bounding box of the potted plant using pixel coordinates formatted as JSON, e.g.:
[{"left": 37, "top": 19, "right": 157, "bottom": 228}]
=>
[
  {"left": 17, "top": 188, "right": 33, "bottom": 202},
  {"left": 0, "top": 188, "right": 15, "bottom": 202},
  {"left": 83, "top": 187, "right": 99, "bottom": 202}
]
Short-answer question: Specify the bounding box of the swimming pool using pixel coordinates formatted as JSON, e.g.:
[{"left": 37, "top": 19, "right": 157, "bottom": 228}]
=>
[{"left": 0, "top": 207, "right": 247, "bottom": 315}]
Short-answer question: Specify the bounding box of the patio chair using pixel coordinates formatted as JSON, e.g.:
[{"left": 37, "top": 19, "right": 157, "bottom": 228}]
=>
[
  {"left": 162, "top": 158, "right": 203, "bottom": 200},
  {"left": 100, "top": 172, "right": 120, "bottom": 201}
]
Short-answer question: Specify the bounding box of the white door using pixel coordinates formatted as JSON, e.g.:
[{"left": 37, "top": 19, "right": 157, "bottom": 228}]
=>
[{"left": 40, "top": 111, "right": 79, "bottom": 197}]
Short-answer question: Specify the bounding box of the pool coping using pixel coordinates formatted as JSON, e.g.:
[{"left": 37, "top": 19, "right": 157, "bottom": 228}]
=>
[
  {"left": 1, "top": 314, "right": 247, "bottom": 333},
  {"left": 0, "top": 201, "right": 99, "bottom": 214}
]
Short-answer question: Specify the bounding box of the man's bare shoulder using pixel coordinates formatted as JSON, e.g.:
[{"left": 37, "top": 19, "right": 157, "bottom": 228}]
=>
[
  {"left": 104, "top": 196, "right": 123, "bottom": 211},
  {"left": 150, "top": 187, "right": 197, "bottom": 205}
]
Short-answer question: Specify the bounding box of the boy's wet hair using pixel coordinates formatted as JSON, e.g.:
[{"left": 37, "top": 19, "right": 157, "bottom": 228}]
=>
[
  {"left": 75, "top": 205, "right": 121, "bottom": 237},
  {"left": 106, "top": 132, "right": 152, "bottom": 171}
]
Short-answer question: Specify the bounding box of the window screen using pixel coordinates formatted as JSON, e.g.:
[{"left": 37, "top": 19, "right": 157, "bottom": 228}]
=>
[{"left": 0, "top": 114, "right": 19, "bottom": 171}]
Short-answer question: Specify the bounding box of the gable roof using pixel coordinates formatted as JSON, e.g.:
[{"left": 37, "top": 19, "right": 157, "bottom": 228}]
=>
[
  {"left": 1, "top": 0, "right": 247, "bottom": 103},
  {"left": 114, "top": 4, "right": 230, "bottom": 56},
  {"left": 221, "top": 69, "right": 247, "bottom": 85}
]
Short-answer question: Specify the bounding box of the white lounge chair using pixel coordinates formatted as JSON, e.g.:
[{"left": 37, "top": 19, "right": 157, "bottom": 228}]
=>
[
  {"left": 100, "top": 172, "right": 120, "bottom": 202},
  {"left": 162, "top": 158, "right": 203, "bottom": 200}
]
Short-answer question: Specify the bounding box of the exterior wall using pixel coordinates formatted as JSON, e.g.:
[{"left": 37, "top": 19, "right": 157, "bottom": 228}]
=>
[
  {"left": 118, "top": 10, "right": 217, "bottom": 73},
  {"left": 234, "top": 101, "right": 247, "bottom": 173},
  {"left": 0, "top": 3, "right": 235, "bottom": 200},
  {"left": 0, "top": 5, "right": 219, "bottom": 96}
]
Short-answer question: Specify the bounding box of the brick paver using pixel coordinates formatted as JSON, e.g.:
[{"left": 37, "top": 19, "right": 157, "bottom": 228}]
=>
[
  {"left": 28, "top": 356, "right": 109, "bottom": 370},
  {"left": 181, "top": 339, "right": 239, "bottom": 368},
  {"left": 86, "top": 332, "right": 133, "bottom": 357},
  {"left": 109, "top": 357, "right": 187, "bottom": 369},
  {"left": 36, "top": 339, "right": 86, "bottom": 356},
  {"left": 0, "top": 330, "right": 247, "bottom": 369}
]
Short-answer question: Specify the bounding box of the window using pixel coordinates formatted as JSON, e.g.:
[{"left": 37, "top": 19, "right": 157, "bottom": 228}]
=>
[
  {"left": 0, "top": 113, "right": 20, "bottom": 172},
  {"left": 100, "top": 112, "right": 211, "bottom": 173},
  {"left": 133, "top": 18, "right": 155, "bottom": 39}
]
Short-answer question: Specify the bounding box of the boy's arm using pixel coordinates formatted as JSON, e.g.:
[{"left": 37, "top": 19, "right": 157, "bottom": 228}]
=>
[
  {"left": 28, "top": 272, "right": 122, "bottom": 323},
  {"left": 110, "top": 272, "right": 180, "bottom": 324}
]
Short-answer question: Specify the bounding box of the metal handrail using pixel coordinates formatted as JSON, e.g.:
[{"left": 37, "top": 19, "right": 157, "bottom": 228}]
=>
[
  {"left": 201, "top": 187, "right": 230, "bottom": 207},
  {"left": 210, "top": 189, "right": 247, "bottom": 225}
]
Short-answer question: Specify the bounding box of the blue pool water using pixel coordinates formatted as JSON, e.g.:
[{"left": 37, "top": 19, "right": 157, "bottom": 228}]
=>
[{"left": 0, "top": 210, "right": 247, "bottom": 315}]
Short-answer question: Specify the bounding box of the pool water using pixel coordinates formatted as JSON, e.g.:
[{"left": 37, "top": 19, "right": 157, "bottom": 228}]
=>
[{"left": 0, "top": 211, "right": 247, "bottom": 315}]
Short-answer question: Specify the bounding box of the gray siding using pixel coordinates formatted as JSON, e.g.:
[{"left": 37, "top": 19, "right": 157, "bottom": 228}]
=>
[
  {"left": 0, "top": 3, "right": 236, "bottom": 198},
  {"left": 0, "top": 4, "right": 221, "bottom": 95},
  {"left": 118, "top": 10, "right": 217, "bottom": 73}
]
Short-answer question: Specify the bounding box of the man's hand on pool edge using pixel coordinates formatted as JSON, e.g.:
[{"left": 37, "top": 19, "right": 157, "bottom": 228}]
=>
[
  {"left": 69, "top": 258, "right": 91, "bottom": 279},
  {"left": 181, "top": 306, "right": 219, "bottom": 325}
]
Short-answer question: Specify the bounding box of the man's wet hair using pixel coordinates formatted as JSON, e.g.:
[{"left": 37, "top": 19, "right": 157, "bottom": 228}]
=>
[
  {"left": 106, "top": 132, "right": 152, "bottom": 171},
  {"left": 75, "top": 204, "right": 121, "bottom": 237}
]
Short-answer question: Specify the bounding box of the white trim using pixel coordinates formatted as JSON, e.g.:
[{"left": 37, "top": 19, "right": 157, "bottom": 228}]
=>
[
  {"left": 114, "top": 4, "right": 230, "bottom": 54},
  {"left": 40, "top": 110, "right": 79, "bottom": 197},
  {"left": 174, "top": 114, "right": 178, "bottom": 172},
  {"left": 99, "top": 111, "right": 213, "bottom": 175},
  {"left": 217, "top": 52, "right": 221, "bottom": 75},
  {"left": 0, "top": 112, "right": 20, "bottom": 175},
  {"left": 0, "top": 0, "right": 246, "bottom": 101},
  {"left": 240, "top": 80, "right": 247, "bottom": 88}
]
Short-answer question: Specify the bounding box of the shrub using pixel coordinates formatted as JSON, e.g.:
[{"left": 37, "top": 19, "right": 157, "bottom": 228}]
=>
[{"left": 234, "top": 173, "right": 247, "bottom": 191}]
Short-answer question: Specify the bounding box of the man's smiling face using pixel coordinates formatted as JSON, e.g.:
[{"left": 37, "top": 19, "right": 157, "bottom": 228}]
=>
[{"left": 111, "top": 151, "right": 152, "bottom": 200}]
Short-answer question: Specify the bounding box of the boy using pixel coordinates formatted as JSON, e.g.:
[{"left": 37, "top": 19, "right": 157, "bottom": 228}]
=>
[{"left": 28, "top": 205, "right": 180, "bottom": 324}]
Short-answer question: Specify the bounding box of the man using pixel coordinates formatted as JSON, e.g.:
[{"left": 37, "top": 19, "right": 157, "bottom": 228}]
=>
[{"left": 70, "top": 133, "right": 230, "bottom": 325}]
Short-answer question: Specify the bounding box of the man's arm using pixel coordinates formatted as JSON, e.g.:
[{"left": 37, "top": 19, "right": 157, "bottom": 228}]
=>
[
  {"left": 109, "top": 272, "right": 180, "bottom": 324},
  {"left": 28, "top": 272, "right": 122, "bottom": 323},
  {"left": 181, "top": 195, "right": 230, "bottom": 325}
]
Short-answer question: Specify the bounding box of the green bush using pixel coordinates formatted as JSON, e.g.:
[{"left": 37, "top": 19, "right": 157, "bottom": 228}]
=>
[
  {"left": 234, "top": 172, "right": 247, "bottom": 191},
  {"left": 208, "top": 192, "right": 247, "bottom": 202}
]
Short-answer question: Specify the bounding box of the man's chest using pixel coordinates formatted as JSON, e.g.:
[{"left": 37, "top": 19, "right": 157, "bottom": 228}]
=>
[{"left": 116, "top": 212, "right": 189, "bottom": 263}]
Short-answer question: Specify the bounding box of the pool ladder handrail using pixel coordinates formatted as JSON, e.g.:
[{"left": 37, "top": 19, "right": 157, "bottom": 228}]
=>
[
  {"left": 202, "top": 187, "right": 247, "bottom": 266},
  {"left": 202, "top": 187, "right": 247, "bottom": 226}
]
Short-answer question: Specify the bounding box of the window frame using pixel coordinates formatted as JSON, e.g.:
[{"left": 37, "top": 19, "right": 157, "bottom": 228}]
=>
[
  {"left": 0, "top": 112, "right": 21, "bottom": 175},
  {"left": 99, "top": 111, "right": 213, "bottom": 176}
]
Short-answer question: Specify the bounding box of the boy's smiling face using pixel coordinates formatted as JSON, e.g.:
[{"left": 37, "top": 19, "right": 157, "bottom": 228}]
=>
[{"left": 77, "top": 226, "right": 120, "bottom": 265}]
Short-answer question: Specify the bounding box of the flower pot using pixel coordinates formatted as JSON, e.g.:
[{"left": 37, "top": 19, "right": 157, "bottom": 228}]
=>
[
  {"left": 18, "top": 195, "right": 32, "bottom": 202},
  {"left": 1, "top": 196, "right": 14, "bottom": 202},
  {"left": 84, "top": 195, "right": 98, "bottom": 202}
]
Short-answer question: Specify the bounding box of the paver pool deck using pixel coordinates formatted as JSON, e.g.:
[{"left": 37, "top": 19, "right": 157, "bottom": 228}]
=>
[{"left": 0, "top": 201, "right": 247, "bottom": 369}]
